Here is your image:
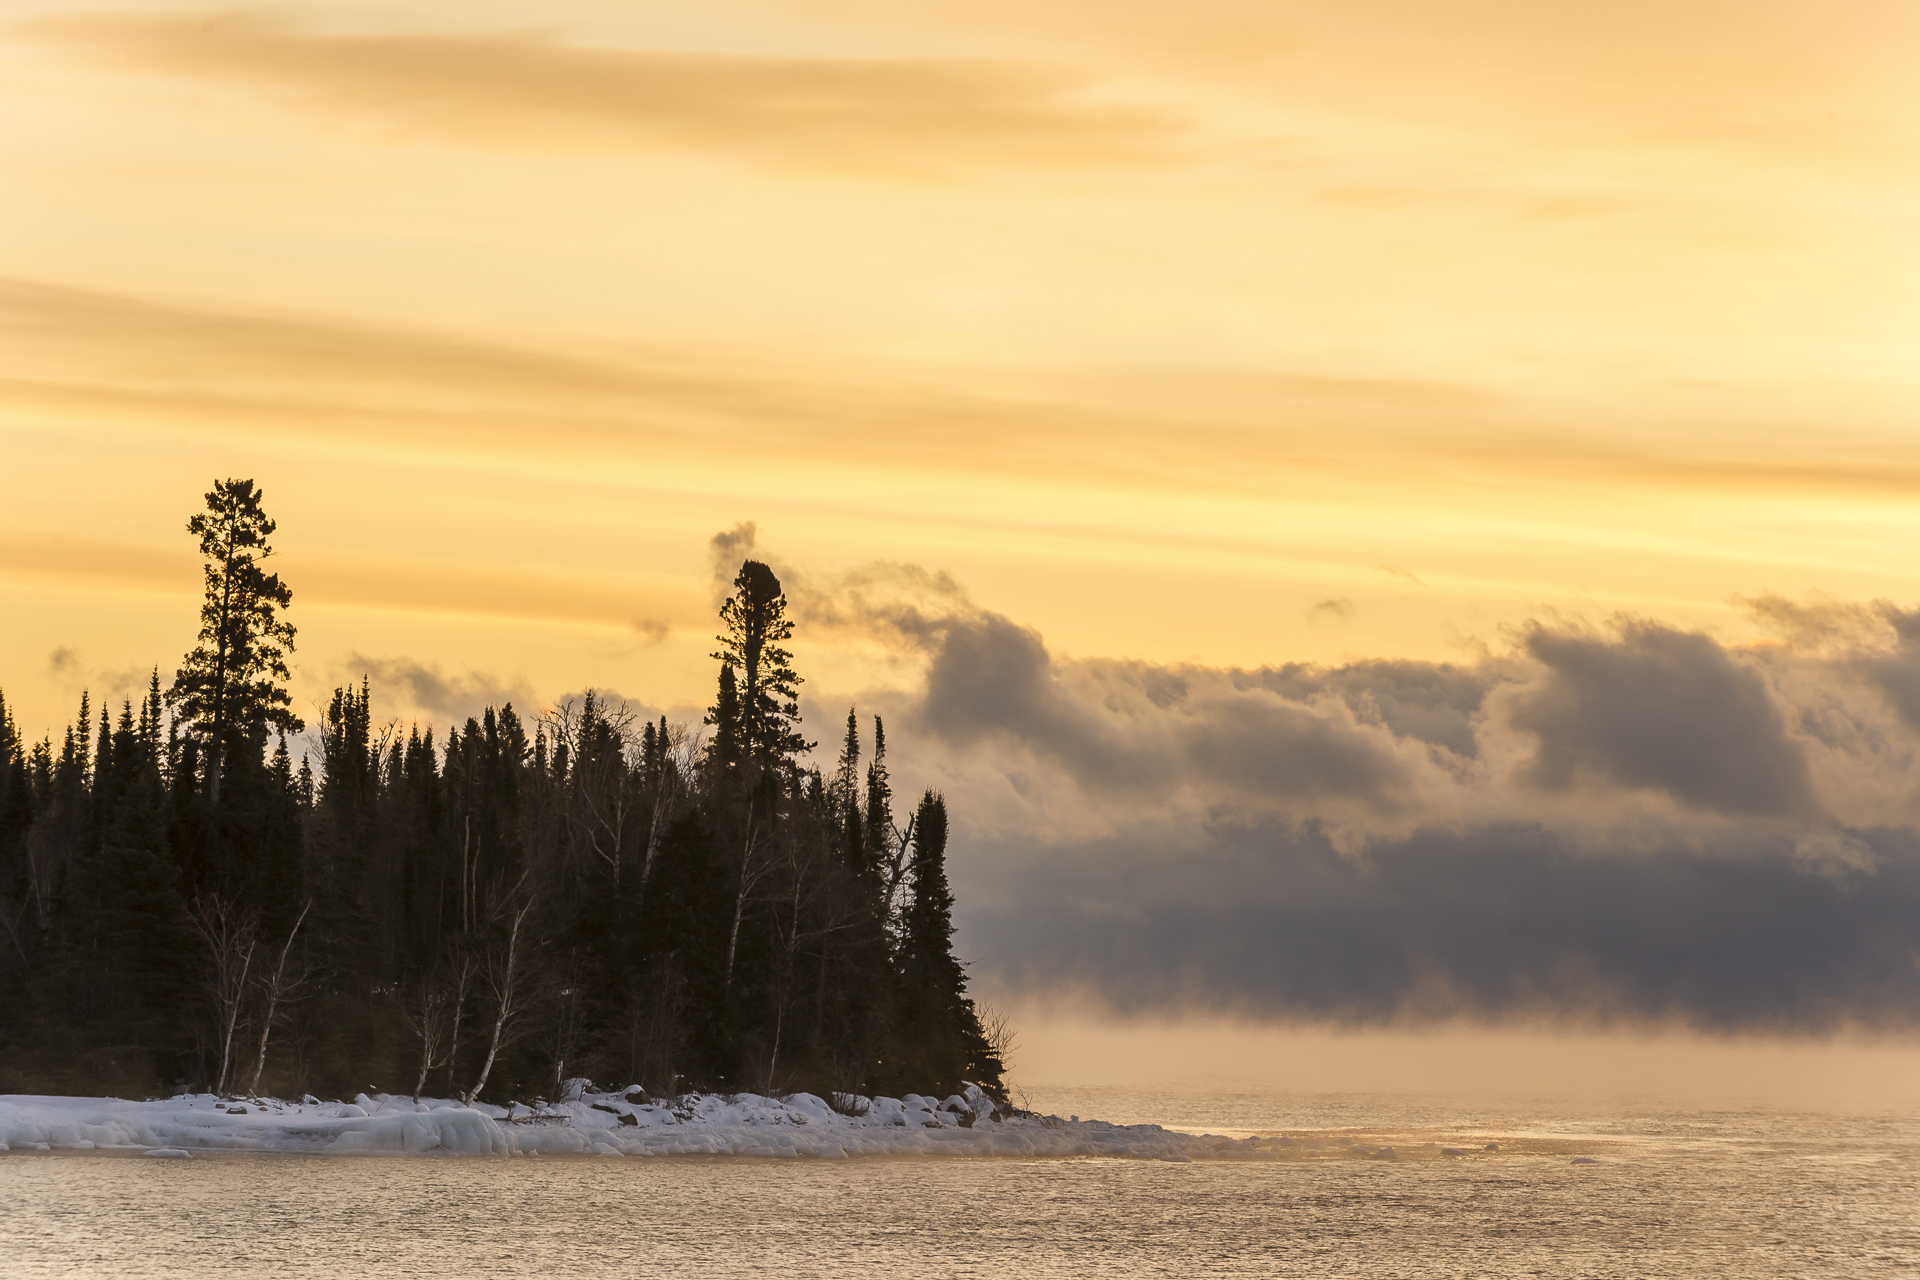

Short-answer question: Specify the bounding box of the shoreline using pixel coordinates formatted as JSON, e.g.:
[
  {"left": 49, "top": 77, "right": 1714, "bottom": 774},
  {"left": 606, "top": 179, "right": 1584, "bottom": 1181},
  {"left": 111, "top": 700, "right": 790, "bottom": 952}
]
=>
[{"left": 0, "top": 1085, "right": 1268, "bottom": 1161}]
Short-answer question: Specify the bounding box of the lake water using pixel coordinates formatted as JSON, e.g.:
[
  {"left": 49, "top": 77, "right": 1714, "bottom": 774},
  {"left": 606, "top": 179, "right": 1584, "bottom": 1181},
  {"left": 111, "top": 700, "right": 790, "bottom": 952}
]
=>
[{"left": 3, "top": 1086, "right": 1915, "bottom": 1278}]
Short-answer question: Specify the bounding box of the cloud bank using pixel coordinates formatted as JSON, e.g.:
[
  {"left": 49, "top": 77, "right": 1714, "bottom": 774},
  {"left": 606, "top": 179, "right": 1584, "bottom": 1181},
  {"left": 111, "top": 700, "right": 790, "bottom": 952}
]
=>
[{"left": 786, "top": 564, "right": 1920, "bottom": 1032}]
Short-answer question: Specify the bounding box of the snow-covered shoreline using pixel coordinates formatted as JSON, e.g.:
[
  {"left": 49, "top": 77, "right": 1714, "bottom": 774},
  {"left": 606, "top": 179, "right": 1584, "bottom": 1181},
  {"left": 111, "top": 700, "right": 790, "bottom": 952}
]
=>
[{"left": 0, "top": 1085, "right": 1285, "bottom": 1161}]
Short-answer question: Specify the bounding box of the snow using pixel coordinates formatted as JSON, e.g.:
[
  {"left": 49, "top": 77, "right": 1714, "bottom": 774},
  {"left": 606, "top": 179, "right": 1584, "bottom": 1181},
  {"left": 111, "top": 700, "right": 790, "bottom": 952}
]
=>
[{"left": 0, "top": 1084, "right": 1321, "bottom": 1161}]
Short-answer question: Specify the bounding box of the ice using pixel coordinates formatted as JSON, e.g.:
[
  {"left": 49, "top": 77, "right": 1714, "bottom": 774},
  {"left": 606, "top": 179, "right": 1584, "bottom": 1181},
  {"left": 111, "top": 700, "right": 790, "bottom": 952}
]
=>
[
  {"left": 329, "top": 1108, "right": 511, "bottom": 1156},
  {"left": 0, "top": 1085, "right": 1353, "bottom": 1163}
]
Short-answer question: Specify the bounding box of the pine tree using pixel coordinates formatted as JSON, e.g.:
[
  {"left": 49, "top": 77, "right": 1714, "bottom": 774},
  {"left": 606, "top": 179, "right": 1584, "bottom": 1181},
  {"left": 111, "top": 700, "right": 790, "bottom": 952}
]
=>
[
  {"left": 864, "top": 716, "right": 893, "bottom": 876},
  {"left": 832, "top": 708, "right": 864, "bottom": 873},
  {"left": 710, "top": 560, "right": 811, "bottom": 779},
  {"left": 167, "top": 479, "right": 300, "bottom": 805},
  {"left": 896, "top": 790, "right": 1004, "bottom": 1098},
  {"left": 704, "top": 664, "right": 743, "bottom": 783}
]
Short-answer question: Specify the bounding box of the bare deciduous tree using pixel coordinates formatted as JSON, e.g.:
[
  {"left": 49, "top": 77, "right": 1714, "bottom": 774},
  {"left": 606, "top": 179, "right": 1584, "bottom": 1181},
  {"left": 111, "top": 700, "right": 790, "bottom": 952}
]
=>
[
  {"left": 189, "top": 895, "right": 259, "bottom": 1095},
  {"left": 544, "top": 694, "right": 638, "bottom": 889},
  {"left": 976, "top": 1001, "right": 1018, "bottom": 1076},
  {"left": 244, "top": 900, "right": 311, "bottom": 1096},
  {"left": 401, "top": 949, "right": 476, "bottom": 1102},
  {"left": 464, "top": 894, "right": 535, "bottom": 1104},
  {"left": 724, "top": 792, "right": 782, "bottom": 992}
]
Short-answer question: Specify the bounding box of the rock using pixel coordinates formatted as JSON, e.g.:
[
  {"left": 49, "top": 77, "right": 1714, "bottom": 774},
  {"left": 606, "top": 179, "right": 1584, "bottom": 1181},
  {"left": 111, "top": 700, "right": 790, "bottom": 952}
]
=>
[
  {"left": 1441, "top": 1147, "right": 1468, "bottom": 1156},
  {"left": 1484, "top": 1142, "right": 1499, "bottom": 1151},
  {"left": 227, "top": 1105, "right": 247, "bottom": 1115},
  {"left": 1571, "top": 1156, "right": 1599, "bottom": 1165},
  {"left": 1372, "top": 1147, "right": 1398, "bottom": 1160},
  {"left": 619, "top": 1112, "right": 639, "bottom": 1127}
]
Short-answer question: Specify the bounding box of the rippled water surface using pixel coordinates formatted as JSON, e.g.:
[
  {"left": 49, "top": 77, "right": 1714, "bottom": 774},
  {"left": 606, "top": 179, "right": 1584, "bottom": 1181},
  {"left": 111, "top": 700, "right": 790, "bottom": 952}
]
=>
[{"left": 4, "top": 1089, "right": 1916, "bottom": 1278}]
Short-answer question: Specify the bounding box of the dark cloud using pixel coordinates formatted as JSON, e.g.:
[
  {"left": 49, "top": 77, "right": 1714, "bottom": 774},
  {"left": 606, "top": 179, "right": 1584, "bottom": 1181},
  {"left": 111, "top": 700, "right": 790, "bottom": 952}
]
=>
[
  {"left": 28, "top": 9, "right": 1182, "bottom": 174},
  {"left": 1510, "top": 620, "right": 1819, "bottom": 818},
  {"left": 1257, "top": 658, "right": 1491, "bottom": 758},
  {"left": 1306, "top": 597, "right": 1354, "bottom": 621},
  {"left": 794, "top": 573, "right": 1920, "bottom": 1032},
  {"left": 960, "top": 822, "right": 1920, "bottom": 1032},
  {"left": 913, "top": 611, "right": 1422, "bottom": 810}
]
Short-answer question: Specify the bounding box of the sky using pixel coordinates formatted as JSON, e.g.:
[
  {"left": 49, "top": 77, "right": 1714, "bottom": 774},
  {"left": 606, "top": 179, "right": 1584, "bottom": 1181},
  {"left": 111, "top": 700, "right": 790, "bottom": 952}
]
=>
[{"left": 7, "top": 1, "right": 1920, "bottom": 1097}]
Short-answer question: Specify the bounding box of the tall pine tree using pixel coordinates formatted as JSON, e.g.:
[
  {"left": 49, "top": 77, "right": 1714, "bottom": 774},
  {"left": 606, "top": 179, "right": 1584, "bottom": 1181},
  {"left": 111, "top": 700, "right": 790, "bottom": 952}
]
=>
[{"left": 167, "top": 478, "right": 299, "bottom": 806}]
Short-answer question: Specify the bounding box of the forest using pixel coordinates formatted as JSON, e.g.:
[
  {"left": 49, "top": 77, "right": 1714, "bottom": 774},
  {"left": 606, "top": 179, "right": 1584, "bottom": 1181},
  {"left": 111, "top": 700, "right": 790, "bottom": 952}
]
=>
[{"left": 0, "top": 480, "right": 1007, "bottom": 1104}]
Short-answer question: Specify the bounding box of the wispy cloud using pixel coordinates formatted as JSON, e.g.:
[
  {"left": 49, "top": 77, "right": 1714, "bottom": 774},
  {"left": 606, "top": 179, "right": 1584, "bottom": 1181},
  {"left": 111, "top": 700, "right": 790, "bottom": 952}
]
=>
[
  {"left": 13, "top": 275, "right": 1920, "bottom": 509},
  {"left": 26, "top": 8, "right": 1184, "bottom": 174}
]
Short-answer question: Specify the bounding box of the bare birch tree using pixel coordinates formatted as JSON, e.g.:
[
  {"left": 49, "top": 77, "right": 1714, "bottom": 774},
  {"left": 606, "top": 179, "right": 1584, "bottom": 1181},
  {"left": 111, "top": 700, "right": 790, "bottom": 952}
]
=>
[
  {"left": 401, "top": 950, "right": 476, "bottom": 1102},
  {"left": 244, "top": 900, "right": 311, "bottom": 1096},
  {"left": 464, "top": 895, "right": 535, "bottom": 1104},
  {"left": 724, "top": 792, "right": 782, "bottom": 992},
  {"left": 189, "top": 895, "right": 259, "bottom": 1095}
]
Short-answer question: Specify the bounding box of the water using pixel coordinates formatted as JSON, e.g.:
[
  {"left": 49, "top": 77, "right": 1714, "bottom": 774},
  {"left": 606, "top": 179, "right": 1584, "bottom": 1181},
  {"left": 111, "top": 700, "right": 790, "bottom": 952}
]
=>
[{"left": 4, "top": 1088, "right": 1916, "bottom": 1278}]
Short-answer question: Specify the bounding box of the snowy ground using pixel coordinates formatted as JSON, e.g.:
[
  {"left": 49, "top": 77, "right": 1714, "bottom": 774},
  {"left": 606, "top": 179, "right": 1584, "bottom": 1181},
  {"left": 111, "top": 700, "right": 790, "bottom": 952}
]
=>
[{"left": 0, "top": 1085, "right": 1299, "bottom": 1160}]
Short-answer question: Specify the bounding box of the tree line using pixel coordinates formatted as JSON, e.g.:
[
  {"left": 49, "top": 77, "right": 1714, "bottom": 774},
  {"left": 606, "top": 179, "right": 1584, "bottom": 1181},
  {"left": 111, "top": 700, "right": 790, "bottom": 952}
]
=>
[{"left": 0, "top": 480, "right": 1006, "bottom": 1103}]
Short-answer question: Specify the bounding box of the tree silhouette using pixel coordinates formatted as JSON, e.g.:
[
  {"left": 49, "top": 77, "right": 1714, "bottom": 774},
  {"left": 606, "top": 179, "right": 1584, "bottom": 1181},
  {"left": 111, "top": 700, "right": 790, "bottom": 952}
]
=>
[
  {"left": 711, "top": 560, "right": 811, "bottom": 780},
  {"left": 167, "top": 479, "right": 299, "bottom": 805}
]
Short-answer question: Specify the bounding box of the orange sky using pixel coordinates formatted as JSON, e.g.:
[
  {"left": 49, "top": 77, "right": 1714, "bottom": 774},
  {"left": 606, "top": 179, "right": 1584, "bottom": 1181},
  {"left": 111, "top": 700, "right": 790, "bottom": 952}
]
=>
[{"left": 5, "top": 1, "right": 1920, "bottom": 738}]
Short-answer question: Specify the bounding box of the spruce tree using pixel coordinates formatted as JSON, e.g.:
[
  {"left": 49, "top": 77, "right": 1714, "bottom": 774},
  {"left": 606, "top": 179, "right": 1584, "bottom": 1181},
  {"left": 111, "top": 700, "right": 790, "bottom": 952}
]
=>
[
  {"left": 711, "top": 560, "right": 811, "bottom": 779},
  {"left": 168, "top": 479, "right": 300, "bottom": 805},
  {"left": 897, "top": 790, "right": 1004, "bottom": 1098},
  {"left": 832, "top": 708, "right": 864, "bottom": 873},
  {"left": 864, "top": 716, "right": 893, "bottom": 873},
  {"left": 704, "top": 664, "right": 743, "bottom": 783}
]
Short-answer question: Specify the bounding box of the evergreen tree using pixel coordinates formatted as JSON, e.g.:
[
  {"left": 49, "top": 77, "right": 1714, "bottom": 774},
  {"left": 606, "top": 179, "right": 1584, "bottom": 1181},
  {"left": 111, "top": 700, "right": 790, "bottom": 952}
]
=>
[
  {"left": 895, "top": 791, "right": 1003, "bottom": 1097},
  {"left": 167, "top": 478, "right": 299, "bottom": 805},
  {"left": 711, "top": 560, "right": 811, "bottom": 779},
  {"left": 704, "top": 664, "right": 743, "bottom": 783},
  {"left": 864, "top": 716, "right": 893, "bottom": 876},
  {"left": 832, "top": 708, "right": 864, "bottom": 873}
]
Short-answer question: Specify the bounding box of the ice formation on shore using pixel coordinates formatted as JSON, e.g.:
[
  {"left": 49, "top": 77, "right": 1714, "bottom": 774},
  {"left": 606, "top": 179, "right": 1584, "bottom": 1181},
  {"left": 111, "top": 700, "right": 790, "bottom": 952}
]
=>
[{"left": 0, "top": 1086, "right": 1299, "bottom": 1160}]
